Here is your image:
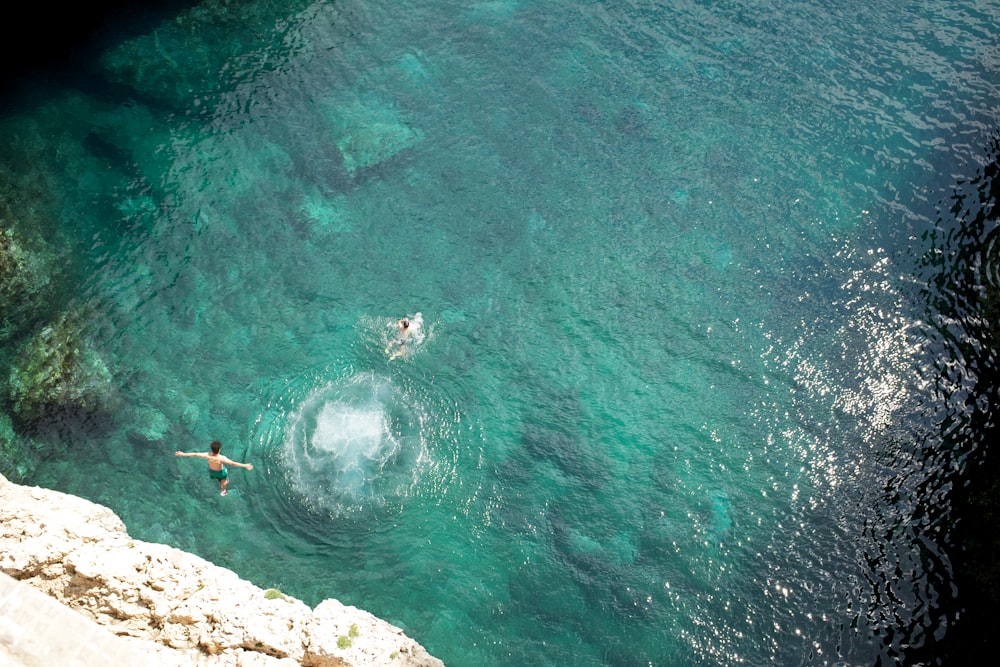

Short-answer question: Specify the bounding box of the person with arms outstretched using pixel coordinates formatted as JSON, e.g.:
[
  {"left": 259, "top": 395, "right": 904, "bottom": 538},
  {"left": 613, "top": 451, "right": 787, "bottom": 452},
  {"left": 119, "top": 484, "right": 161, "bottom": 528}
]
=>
[{"left": 176, "top": 440, "right": 252, "bottom": 496}]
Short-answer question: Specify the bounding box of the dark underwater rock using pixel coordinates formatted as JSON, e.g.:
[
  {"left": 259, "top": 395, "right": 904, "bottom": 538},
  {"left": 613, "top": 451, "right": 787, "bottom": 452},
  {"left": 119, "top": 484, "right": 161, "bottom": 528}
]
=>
[
  {"left": 8, "top": 311, "right": 115, "bottom": 424},
  {"left": 521, "top": 423, "right": 612, "bottom": 489},
  {"left": 507, "top": 557, "right": 587, "bottom": 626},
  {"left": 0, "top": 412, "right": 37, "bottom": 482},
  {"left": 96, "top": 0, "right": 311, "bottom": 111}
]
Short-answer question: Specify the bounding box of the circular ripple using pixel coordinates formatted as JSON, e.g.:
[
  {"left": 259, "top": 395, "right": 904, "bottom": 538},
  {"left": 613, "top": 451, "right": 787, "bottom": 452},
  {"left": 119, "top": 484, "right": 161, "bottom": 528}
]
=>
[
  {"left": 251, "top": 361, "right": 474, "bottom": 526},
  {"left": 285, "top": 371, "right": 423, "bottom": 513}
]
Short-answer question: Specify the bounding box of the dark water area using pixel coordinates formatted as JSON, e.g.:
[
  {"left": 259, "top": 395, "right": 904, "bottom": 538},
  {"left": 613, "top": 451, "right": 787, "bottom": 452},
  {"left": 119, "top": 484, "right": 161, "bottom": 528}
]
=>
[
  {"left": 0, "top": 1, "right": 200, "bottom": 88},
  {"left": 1, "top": 1, "right": 999, "bottom": 665},
  {"left": 911, "top": 132, "right": 1000, "bottom": 664}
]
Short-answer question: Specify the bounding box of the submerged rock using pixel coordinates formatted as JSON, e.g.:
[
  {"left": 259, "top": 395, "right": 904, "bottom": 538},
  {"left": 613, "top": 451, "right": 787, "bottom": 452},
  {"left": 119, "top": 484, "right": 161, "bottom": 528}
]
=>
[
  {"left": 8, "top": 310, "right": 115, "bottom": 424},
  {"left": 0, "top": 412, "right": 36, "bottom": 481},
  {"left": 0, "top": 473, "right": 445, "bottom": 667},
  {"left": 521, "top": 423, "right": 612, "bottom": 489},
  {"left": 125, "top": 404, "right": 172, "bottom": 444},
  {"left": 97, "top": 0, "right": 313, "bottom": 110},
  {"left": 329, "top": 97, "right": 424, "bottom": 174},
  {"left": 0, "top": 227, "right": 55, "bottom": 343}
]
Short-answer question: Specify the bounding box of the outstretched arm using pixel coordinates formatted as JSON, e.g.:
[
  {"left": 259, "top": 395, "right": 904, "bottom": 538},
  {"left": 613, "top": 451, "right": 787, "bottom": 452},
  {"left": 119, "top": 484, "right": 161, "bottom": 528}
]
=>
[
  {"left": 219, "top": 455, "right": 253, "bottom": 470},
  {"left": 175, "top": 451, "right": 210, "bottom": 459}
]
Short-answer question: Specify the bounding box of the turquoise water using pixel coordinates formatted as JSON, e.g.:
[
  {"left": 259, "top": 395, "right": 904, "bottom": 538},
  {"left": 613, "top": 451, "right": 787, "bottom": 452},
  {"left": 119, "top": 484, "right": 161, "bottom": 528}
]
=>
[{"left": 1, "top": 0, "right": 998, "bottom": 664}]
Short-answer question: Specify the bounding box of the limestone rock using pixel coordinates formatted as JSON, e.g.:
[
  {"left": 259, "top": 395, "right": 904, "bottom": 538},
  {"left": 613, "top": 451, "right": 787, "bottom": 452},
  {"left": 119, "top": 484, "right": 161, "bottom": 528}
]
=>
[{"left": 0, "top": 473, "right": 444, "bottom": 666}]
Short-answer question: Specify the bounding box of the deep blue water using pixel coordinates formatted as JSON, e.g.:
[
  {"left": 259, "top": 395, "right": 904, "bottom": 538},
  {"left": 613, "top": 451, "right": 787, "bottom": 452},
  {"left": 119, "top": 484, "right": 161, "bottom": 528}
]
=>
[{"left": 1, "top": 1, "right": 998, "bottom": 664}]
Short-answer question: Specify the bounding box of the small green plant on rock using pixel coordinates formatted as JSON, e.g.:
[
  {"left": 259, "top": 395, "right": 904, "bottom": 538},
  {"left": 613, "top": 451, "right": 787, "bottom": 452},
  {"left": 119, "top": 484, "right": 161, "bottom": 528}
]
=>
[
  {"left": 349, "top": 623, "right": 359, "bottom": 638},
  {"left": 264, "top": 588, "right": 286, "bottom": 600},
  {"left": 337, "top": 635, "right": 352, "bottom": 649}
]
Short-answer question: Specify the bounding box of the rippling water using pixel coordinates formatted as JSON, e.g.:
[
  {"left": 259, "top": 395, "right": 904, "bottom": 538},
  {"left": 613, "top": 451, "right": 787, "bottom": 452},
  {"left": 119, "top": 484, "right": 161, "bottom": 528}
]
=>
[{"left": 1, "top": 0, "right": 998, "bottom": 664}]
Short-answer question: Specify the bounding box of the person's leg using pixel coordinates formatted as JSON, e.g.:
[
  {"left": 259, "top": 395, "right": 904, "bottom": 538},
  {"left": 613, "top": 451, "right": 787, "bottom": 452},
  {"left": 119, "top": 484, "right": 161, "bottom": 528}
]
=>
[{"left": 220, "top": 477, "right": 228, "bottom": 495}]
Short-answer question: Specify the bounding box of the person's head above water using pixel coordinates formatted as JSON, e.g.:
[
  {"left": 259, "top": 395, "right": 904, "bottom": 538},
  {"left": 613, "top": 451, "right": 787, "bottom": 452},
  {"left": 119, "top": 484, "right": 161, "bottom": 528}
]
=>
[
  {"left": 210, "top": 440, "right": 222, "bottom": 454},
  {"left": 400, "top": 318, "right": 410, "bottom": 328}
]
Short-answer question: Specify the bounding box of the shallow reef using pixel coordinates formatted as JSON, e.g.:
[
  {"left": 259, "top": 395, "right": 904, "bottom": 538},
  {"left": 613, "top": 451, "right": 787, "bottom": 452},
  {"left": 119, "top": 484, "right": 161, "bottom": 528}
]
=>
[
  {"left": 8, "top": 309, "right": 115, "bottom": 425},
  {"left": 0, "top": 227, "right": 56, "bottom": 344}
]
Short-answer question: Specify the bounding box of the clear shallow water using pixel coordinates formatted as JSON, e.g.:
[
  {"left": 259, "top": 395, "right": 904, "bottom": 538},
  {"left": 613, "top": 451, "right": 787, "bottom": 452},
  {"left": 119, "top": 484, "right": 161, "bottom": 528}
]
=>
[{"left": 1, "top": 0, "right": 998, "bottom": 664}]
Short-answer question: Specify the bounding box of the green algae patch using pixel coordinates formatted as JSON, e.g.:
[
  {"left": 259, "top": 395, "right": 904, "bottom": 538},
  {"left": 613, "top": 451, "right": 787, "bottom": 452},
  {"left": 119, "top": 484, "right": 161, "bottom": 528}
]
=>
[
  {"left": 0, "top": 228, "right": 55, "bottom": 343},
  {"left": 8, "top": 311, "right": 114, "bottom": 424}
]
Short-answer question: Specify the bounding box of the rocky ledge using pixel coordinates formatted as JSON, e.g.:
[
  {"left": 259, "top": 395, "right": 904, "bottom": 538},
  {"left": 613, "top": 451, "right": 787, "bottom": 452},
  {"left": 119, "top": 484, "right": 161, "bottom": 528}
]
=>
[{"left": 0, "top": 473, "right": 443, "bottom": 666}]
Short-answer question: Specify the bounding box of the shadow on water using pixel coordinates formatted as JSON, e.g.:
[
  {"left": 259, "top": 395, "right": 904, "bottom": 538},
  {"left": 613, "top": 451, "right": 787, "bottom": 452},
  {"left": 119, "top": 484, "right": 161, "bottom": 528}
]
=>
[
  {"left": 880, "top": 131, "right": 1000, "bottom": 664},
  {"left": 935, "top": 134, "right": 1000, "bottom": 659},
  {"left": 0, "top": 0, "right": 202, "bottom": 91}
]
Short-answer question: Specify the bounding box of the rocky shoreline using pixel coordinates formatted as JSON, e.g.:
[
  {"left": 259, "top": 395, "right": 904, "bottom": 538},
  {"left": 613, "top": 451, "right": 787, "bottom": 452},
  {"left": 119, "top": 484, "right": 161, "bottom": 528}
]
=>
[{"left": 0, "top": 473, "right": 444, "bottom": 666}]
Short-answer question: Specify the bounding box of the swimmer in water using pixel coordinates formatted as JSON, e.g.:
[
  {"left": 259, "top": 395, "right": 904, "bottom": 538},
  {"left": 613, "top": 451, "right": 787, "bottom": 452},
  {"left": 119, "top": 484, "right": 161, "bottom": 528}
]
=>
[{"left": 386, "top": 312, "right": 423, "bottom": 360}]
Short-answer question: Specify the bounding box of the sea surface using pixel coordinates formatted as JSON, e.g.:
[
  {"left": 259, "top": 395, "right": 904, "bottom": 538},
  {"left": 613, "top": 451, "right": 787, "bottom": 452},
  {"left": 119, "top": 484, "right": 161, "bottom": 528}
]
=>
[{"left": 1, "top": 0, "right": 998, "bottom": 664}]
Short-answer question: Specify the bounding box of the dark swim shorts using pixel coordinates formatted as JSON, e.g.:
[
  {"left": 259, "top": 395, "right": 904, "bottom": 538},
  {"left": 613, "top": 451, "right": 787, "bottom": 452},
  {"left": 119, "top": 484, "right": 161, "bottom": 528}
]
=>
[{"left": 209, "top": 466, "right": 228, "bottom": 480}]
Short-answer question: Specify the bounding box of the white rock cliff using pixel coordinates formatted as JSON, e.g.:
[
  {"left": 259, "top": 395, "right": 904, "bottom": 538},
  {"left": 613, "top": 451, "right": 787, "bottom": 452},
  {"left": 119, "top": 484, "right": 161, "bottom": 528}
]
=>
[{"left": 0, "top": 473, "right": 444, "bottom": 666}]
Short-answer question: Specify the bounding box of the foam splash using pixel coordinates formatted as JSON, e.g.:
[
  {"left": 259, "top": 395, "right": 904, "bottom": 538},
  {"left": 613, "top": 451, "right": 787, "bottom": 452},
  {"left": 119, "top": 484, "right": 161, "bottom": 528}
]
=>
[{"left": 280, "top": 371, "right": 425, "bottom": 516}]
